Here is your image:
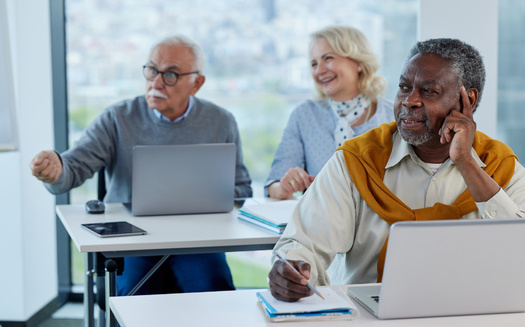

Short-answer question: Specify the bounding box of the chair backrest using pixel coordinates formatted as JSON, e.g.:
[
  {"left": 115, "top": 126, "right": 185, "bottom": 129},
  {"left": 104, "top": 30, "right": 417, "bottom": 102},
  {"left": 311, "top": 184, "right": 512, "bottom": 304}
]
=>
[{"left": 97, "top": 167, "right": 106, "bottom": 201}]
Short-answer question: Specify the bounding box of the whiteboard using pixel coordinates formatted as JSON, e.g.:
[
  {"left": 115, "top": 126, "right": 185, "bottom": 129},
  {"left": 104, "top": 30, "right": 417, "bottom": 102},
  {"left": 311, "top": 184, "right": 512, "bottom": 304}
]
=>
[{"left": 0, "top": 1, "right": 18, "bottom": 151}]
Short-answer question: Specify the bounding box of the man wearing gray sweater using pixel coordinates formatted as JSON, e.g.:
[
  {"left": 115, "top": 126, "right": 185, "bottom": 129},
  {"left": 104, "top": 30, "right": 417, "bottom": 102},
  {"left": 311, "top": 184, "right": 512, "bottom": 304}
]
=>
[{"left": 30, "top": 35, "right": 252, "bottom": 295}]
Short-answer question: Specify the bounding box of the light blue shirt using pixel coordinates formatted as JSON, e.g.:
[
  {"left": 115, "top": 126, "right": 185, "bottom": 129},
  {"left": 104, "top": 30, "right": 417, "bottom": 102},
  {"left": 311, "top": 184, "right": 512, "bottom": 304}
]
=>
[
  {"left": 265, "top": 98, "right": 394, "bottom": 193},
  {"left": 153, "top": 95, "right": 195, "bottom": 122}
]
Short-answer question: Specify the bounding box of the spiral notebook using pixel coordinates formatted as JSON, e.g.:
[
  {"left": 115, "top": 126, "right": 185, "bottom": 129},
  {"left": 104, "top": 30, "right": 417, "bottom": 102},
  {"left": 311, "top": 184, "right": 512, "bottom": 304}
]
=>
[
  {"left": 237, "top": 199, "right": 298, "bottom": 234},
  {"left": 257, "top": 287, "right": 356, "bottom": 322}
]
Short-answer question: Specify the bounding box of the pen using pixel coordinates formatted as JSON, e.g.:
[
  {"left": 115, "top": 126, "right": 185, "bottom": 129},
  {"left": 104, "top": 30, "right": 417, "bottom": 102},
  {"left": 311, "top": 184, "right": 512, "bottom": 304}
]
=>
[{"left": 275, "top": 252, "right": 325, "bottom": 300}]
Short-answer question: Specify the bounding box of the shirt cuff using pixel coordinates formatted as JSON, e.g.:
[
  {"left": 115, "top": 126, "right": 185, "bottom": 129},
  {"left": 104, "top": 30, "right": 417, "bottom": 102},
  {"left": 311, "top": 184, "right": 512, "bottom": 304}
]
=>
[
  {"left": 264, "top": 179, "right": 279, "bottom": 197},
  {"left": 476, "top": 188, "right": 525, "bottom": 218}
]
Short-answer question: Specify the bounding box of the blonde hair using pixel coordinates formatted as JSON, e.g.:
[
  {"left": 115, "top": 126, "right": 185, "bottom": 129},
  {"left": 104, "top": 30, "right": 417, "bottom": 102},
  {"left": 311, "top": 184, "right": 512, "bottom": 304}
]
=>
[{"left": 310, "top": 25, "right": 386, "bottom": 101}]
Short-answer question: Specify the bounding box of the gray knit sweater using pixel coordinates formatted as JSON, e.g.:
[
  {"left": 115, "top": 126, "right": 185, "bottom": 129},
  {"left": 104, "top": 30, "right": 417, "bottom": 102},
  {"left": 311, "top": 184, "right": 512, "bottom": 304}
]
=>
[{"left": 46, "top": 95, "right": 252, "bottom": 202}]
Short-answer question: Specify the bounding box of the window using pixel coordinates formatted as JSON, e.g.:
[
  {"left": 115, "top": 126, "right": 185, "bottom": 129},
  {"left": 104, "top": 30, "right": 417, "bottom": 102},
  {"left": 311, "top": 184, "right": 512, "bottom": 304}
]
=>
[
  {"left": 63, "top": 0, "right": 417, "bottom": 289},
  {"left": 497, "top": 0, "right": 525, "bottom": 157}
]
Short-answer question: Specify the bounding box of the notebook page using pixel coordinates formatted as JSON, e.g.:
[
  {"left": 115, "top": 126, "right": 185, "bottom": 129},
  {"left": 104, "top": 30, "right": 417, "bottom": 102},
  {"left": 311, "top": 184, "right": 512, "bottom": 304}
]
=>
[
  {"left": 257, "top": 287, "right": 356, "bottom": 314},
  {"left": 240, "top": 199, "right": 299, "bottom": 225}
]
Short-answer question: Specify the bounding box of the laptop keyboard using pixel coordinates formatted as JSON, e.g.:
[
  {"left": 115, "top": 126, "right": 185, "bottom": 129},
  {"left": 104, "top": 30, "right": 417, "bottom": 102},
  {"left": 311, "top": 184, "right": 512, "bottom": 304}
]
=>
[{"left": 371, "top": 295, "right": 380, "bottom": 303}]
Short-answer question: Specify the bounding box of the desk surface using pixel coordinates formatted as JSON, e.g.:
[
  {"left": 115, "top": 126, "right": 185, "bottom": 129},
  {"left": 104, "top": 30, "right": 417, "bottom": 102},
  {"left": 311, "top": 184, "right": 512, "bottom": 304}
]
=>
[
  {"left": 109, "top": 286, "right": 525, "bottom": 327},
  {"left": 56, "top": 202, "right": 281, "bottom": 256}
]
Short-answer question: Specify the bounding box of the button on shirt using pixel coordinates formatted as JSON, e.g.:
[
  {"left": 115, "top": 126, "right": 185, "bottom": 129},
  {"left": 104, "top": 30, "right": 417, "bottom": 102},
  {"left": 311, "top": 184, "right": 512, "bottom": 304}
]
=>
[{"left": 273, "top": 131, "right": 525, "bottom": 287}]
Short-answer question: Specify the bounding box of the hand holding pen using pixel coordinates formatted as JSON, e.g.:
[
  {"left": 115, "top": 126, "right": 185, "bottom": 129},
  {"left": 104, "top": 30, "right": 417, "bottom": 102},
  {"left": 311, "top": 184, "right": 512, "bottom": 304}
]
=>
[{"left": 274, "top": 252, "right": 325, "bottom": 300}]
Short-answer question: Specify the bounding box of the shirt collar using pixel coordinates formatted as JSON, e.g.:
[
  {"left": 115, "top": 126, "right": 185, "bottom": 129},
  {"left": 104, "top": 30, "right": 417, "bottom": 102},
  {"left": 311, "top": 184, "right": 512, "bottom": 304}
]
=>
[
  {"left": 153, "top": 95, "right": 195, "bottom": 122},
  {"left": 386, "top": 130, "right": 486, "bottom": 169}
]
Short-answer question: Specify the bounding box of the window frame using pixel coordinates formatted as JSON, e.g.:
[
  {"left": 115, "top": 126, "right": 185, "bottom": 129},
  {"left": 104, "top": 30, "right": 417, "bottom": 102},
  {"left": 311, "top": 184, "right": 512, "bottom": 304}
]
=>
[{"left": 50, "top": 0, "right": 77, "bottom": 304}]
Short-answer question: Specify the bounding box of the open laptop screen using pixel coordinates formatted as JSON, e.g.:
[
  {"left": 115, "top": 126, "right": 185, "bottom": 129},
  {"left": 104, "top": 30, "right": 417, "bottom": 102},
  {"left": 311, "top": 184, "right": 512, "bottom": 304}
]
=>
[
  {"left": 348, "top": 219, "right": 525, "bottom": 319},
  {"left": 129, "top": 143, "right": 236, "bottom": 216}
]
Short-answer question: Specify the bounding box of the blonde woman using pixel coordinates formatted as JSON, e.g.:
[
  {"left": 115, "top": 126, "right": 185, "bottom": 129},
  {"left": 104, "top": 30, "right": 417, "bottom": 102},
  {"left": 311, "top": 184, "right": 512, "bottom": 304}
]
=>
[{"left": 266, "top": 25, "right": 394, "bottom": 199}]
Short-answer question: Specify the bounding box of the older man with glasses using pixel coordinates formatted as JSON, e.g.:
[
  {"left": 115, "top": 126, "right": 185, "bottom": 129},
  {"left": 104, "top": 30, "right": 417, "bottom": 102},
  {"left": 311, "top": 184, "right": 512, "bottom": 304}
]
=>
[{"left": 30, "top": 35, "right": 252, "bottom": 295}]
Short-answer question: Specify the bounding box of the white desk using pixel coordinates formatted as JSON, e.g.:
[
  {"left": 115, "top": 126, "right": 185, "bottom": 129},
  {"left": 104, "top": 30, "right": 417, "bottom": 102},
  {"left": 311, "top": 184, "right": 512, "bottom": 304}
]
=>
[
  {"left": 57, "top": 202, "right": 280, "bottom": 256},
  {"left": 56, "top": 202, "right": 281, "bottom": 327},
  {"left": 109, "top": 286, "right": 525, "bottom": 327}
]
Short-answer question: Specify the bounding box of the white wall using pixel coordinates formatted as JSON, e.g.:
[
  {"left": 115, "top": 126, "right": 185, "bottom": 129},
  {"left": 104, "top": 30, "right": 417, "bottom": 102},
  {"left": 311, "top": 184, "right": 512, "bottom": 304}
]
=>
[
  {"left": 418, "top": 0, "right": 499, "bottom": 137},
  {"left": 0, "top": 0, "right": 56, "bottom": 321}
]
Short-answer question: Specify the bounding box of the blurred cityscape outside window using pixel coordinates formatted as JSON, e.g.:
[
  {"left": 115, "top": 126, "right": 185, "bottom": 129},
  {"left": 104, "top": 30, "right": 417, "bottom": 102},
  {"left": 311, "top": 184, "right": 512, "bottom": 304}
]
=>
[
  {"left": 66, "top": 0, "right": 418, "bottom": 288},
  {"left": 497, "top": 0, "right": 525, "bottom": 160}
]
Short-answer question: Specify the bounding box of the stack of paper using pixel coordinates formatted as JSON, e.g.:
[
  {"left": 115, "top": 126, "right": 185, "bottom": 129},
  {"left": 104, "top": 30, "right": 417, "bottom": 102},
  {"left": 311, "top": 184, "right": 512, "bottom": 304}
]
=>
[
  {"left": 237, "top": 199, "right": 299, "bottom": 234},
  {"left": 256, "top": 287, "right": 357, "bottom": 322}
]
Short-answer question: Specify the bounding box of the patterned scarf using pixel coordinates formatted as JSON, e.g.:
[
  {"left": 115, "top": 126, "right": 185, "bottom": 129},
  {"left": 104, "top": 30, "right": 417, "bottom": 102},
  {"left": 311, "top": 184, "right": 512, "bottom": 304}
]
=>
[{"left": 330, "top": 95, "right": 372, "bottom": 147}]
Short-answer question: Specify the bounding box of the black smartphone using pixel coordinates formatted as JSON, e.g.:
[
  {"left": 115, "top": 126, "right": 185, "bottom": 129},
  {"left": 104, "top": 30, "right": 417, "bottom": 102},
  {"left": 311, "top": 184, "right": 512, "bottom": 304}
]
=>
[{"left": 81, "top": 221, "right": 147, "bottom": 238}]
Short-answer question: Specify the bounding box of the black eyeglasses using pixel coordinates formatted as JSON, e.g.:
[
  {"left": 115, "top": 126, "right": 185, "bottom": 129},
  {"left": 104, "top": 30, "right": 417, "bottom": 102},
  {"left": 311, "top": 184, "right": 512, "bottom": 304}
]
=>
[{"left": 142, "top": 65, "right": 199, "bottom": 86}]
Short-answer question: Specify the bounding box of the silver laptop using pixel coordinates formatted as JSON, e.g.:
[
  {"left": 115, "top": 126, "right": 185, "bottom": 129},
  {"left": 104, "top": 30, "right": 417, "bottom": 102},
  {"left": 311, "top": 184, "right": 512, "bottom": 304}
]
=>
[
  {"left": 127, "top": 143, "right": 236, "bottom": 216},
  {"left": 347, "top": 219, "right": 525, "bottom": 319}
]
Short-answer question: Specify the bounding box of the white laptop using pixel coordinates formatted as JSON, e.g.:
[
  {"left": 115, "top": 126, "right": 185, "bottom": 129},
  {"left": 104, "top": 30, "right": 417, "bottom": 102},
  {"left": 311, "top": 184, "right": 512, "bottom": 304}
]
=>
[
  {"left": 126, "top": 143, "right": 236, "bottom": 216},
  {"left": 347, "top": 219, "right": 525, "bottom": 319}
]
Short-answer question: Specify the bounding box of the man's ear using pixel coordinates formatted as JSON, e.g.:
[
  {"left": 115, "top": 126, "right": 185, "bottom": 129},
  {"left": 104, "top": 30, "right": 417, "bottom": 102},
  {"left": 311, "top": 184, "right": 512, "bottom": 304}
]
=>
[
  {"left": 467, "top": 88, "right": 479, "bottom": 112},
  {"left": 191, "top": 75, "right": 206, "bottom": 95}
]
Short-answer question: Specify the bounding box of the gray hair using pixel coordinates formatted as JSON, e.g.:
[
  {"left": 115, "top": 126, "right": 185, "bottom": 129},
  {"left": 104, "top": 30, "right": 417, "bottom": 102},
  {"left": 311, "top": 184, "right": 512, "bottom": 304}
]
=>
[
  {"left": 151, "top": 34, "right": 206, "bottom": 73},
  {"left": 407, "top": 38, "right": 485, "bottom": 109},
  {"left": 310, "top": 25, "right": 386, "bottom": 101}
]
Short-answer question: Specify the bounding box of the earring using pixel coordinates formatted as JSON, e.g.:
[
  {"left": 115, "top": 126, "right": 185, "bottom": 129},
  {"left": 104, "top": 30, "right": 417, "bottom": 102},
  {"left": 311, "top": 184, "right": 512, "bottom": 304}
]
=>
[{"left": 357, "top": 66, "right": 362, "bottom": 72}]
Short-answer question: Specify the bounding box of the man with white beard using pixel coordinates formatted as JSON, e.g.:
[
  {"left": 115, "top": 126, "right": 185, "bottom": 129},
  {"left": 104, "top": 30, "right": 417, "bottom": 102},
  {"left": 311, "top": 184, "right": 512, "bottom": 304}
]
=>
[{"left": 30, "top": 34, "right": 252, "bottom": 295}]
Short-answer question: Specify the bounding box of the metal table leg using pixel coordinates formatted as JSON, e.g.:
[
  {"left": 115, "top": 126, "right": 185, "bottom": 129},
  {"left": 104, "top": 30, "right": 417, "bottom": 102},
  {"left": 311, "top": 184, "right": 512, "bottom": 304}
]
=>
[
  {"left": 102, "top": 254, "right": 170, "bottom": 327},
  {"left": 84, "top": 253, "right": 95, "bottom": 327},
  {"left": 105, "top": 259, "right": 118, "bottom": 327}
]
